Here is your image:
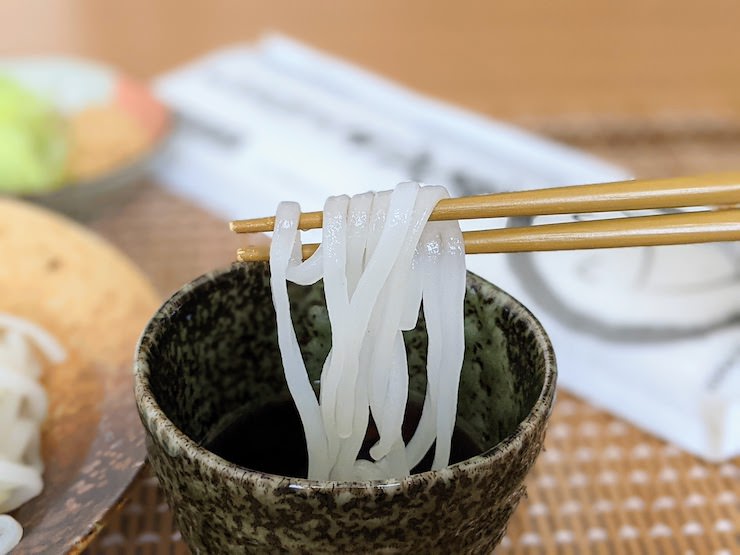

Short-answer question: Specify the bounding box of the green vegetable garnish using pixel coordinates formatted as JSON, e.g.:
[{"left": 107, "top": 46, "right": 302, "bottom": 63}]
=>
[{"left": 0, "top": 77, "right": 68, "bottom": 194}]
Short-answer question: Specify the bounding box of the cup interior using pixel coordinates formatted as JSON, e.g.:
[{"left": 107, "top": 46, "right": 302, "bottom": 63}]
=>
[{"left": 144, "top": 262, "right": 550, "bottom": 478}]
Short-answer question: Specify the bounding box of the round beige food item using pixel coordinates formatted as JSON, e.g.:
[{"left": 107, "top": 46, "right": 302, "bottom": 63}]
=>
[
  {"left": 0, "top": 197, "right": 160, "bottom": 553},
  {"left": 0, "top": 197, "right": 158, "bottom": 361}
]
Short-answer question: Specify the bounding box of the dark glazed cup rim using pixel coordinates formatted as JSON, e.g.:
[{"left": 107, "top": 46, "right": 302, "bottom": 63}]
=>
[{"left": 134, "top": 262, "right": 556, "bottom": 492}]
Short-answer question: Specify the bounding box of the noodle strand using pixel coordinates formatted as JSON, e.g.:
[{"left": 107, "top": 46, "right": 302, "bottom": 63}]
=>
[
  {"left": 270, "top": 203, "right": 330, "bottom": 479},
  {"left": 0, "top": 314, "right": 66, "bottom": 552},
  {"left": 271, "top": 184, "right": 465, "bottom": 481}
]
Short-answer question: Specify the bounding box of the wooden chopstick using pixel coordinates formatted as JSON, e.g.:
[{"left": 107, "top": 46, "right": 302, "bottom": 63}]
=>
[
  {"left": 229, "top": 172, "right": 740, "bottom": 233},
  {"left": 236, "top": 208, "right": 740, "bottom": 262}
]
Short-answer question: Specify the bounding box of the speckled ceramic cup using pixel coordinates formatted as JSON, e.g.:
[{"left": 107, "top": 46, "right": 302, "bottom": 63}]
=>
[{"left": 134, "top": 262, "right": 556, "bottom": 554}]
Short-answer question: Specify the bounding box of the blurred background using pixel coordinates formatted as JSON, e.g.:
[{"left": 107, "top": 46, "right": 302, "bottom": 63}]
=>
[
  {"left": 3, "top": 0, "right": 740, "bottom": 118},
  {"left": 1, "top": 2, "right": 738, "bottom": 554}
]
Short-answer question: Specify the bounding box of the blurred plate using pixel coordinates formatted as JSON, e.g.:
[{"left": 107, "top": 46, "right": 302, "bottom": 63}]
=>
[
  {"left": 0, "top": 57, "right": 171, "bottom": 219},
  {"left": 0, "top": 198, "right": 160, "bottom": 553}
]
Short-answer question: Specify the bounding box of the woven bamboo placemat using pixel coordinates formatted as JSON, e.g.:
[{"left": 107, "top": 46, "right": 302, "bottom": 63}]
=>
[{"left": 84, "top": 117, "right": 740, "bottom": 554}]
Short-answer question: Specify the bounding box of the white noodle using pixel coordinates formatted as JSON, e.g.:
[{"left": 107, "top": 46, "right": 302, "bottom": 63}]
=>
[
  {"left": 342, "top": 184, "right": 427, "bottom": 442},
  {"left": 325, "top": 193, "right": 376, "bottom": 478},
  {"left": 271, "top": 183, "right": 465, "bottom": 481},
  {"left": 399, "top": 253, "right": 424, "bottom": 332},
  {"left": 405, "top": 226, "right": 445, "bottom": 467},
  {"left": 270, "top": 202, "right": 331, "bottom": 480},
  {"left": 369, "top": 332, "right": 409, "bottom": 458},
  {"left": 0, "top": 371, "right": 47, "bottom": 422},
  {"left": 366, "top": 186, "right": 445, "bottom": 460},
  {"left": 364, "top": 191, "right": 390, "bottom": 263},
  {"left": 432, "top": 222, "right": 467, "bottom": 470},
  {"left": 0, "top": 315, "right": 65, "bottom": 364},
  {"left": 286, "top": 249, "right": 323, "bottom": 285},
  {"left": 0, "top": 515, "right": 22, "bottom": 555},
  {"left": 346, "top": 192, "right": 374, "bottom": 296},
  {"left": 334, "top": 184, "right": 418, "bottom": 441},
  {"left": 0, "top": 313, "right": 66, "bottom": 552},
  {"left": 319, "top": 195, "right": 352, "bottom": 455},
  {"left": 0, "top": 461, "right": 43, "bottom": 514}
]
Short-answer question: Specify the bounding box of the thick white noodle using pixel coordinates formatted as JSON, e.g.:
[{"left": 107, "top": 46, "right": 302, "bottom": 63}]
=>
[
  {"left": 399, "top": 254, "right": 424, "bottom": 332},
  {"left": 1, "top": 331, "right": 41, "bottom": 379},
  {"left": 404, "top": 219, "right": 465, "bottom": 470},
  {"left": 432, "top": 222, "right": 466, "bottom": 470},
  {"left": 366, "top": 186, "right": 445, "bottom": 460},
  {"left": 271, "top": 184, "right": 465, "bottom": 481},
  {"left": 0, "top": 394, "right": 21, "bottom": 440},
  {"left": 0, "top": 313, "right": 66, "bottom": 553},
  {"left": 318, "top": 195, "right": 351, "bottom": 460},
  {"left": 328, "top": 281, "right": 386, "bottom": 478},
  {"left": 285, "top": 244, "right": 323, "bottom": 285},
  {"left": 332, "top": 184, "right": 418, "bottom": 440},
  {"left": 346, "top": 183, "right": 419, "bottom": 431},
  {"left": 0, "top": 514, "right": 23, "bottom": 555},
  {"left": 330, "top": 381, "right": 369, "bottom": 480},
  {"left": 405, "top": 226, "right": 445, "bottom": 467},
  {"left": 329, "top": 194, "right": 374, "bottom": 480},
  {"left": 0, "top": 420, "right": 36, "bottom": 464},
  {"left": 0, "top": 371, "right": 47, "bottom": 422},
  {"left": 270, "top": 202, "right": 330, "bottom": 479},
  {"left": 0, "top": 460, "right": 43, "bottom": 513},
  {"left": 364, "top": 191, "right": 390, "bottom": 263},
  {"left": 367, "top": 332, "right": 410, "bottom": 463},
  {"left": 346, "top": 192, "right": 374, "bottom": 296},
  {"left": 0, "top": 314, "right": 65, "bottom": 364}
]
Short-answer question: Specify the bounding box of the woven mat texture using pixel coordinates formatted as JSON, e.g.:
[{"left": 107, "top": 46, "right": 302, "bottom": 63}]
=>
[{"left": 83, "top": 117, "right": 740, "bottom": 555}]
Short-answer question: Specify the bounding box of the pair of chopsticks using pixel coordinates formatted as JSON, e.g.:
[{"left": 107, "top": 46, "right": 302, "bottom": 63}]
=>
[{"left": 230, "top": 173, "right": 740, "bottom": 262}]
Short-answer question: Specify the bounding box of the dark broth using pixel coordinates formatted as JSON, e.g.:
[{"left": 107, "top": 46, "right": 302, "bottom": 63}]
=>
[{"left": 203, "top": 398, "right": 482, "bottom": 479}]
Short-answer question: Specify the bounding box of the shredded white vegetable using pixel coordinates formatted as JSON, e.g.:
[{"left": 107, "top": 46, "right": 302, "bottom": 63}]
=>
[
  {"left": 270, "top": 183, "right": 466, "bottom": 481},
  {"left": 0, "top": 313, "right": 65, "bottom": 554}
]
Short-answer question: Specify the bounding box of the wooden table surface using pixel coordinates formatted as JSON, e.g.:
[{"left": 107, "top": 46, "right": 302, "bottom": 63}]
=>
[{"left": 2, "top": 0, "right": 740, "bottom": 120}]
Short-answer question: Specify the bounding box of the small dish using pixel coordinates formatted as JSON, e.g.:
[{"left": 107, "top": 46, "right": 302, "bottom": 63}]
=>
[
  {"left": 0, "top": 198, "right": 160, "bottom": 553},
  {"left": 0, "top": 57, "right": 171, "bottom": 220}
]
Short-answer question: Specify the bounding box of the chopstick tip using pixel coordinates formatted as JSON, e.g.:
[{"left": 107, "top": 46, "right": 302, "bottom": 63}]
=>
[{"left": 236, "top": 246, "right": 268, "bottom": 262}]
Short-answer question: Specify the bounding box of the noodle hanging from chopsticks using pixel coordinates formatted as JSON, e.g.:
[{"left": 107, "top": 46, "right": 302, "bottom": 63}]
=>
[{"left": 270, "top": 183, "right": 466, "bottom": 481}]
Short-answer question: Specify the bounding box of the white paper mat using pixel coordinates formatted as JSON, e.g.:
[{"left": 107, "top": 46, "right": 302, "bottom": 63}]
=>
[{"left": 151, "top": 34, "right": 739, "bottom": 461}]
